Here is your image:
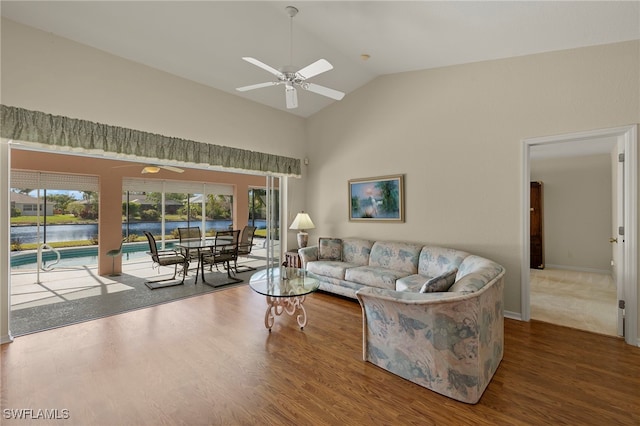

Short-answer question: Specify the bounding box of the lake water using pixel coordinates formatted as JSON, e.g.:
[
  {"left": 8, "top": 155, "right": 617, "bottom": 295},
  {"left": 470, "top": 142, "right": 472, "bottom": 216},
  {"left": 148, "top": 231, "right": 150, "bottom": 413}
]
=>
[{"left": 11, "top": 219, "right": 268, "bottom": 244}]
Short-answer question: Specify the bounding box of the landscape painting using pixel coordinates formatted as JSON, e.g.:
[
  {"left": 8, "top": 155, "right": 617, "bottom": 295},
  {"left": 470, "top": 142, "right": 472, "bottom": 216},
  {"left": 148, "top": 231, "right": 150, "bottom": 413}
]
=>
[{"left": 349, "top": 174, "right": 404, "bottom": 222}]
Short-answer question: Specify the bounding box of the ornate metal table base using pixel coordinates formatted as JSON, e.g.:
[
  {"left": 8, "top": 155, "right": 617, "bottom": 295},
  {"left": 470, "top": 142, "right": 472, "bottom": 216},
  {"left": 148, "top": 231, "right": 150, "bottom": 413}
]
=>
[
  {"left": 264, "top": 294, "right": 308, "bottom": 331},
  {"left": 250, "top": 267, "right": 319, "bottom": 332}
]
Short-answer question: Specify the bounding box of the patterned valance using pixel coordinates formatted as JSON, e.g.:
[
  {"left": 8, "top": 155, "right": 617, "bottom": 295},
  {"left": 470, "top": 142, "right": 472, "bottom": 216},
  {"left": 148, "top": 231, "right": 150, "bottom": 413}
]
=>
[{"left": 1, "top": 105, "right": 301, "bottom": 177}]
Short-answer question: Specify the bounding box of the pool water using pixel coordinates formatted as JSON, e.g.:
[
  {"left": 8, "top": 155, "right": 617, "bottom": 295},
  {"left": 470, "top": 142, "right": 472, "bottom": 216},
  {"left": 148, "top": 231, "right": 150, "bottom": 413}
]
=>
[{"left": 10, "top": 242, "right": 178, "bottom": 270}]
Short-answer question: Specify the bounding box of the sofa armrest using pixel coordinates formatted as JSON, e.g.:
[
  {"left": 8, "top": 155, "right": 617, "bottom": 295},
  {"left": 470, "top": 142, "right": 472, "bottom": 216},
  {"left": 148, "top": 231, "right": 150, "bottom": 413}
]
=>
[
  {"left": 355, "top": 272, "right": 504, "bottom": 404},
  {"left": 298, "top": 245, "right": 318, "bottom": 268}
]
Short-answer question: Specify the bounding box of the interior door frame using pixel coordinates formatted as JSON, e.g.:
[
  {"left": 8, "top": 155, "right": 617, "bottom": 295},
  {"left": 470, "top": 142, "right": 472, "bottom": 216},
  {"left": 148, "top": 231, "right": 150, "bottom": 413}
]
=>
[{"left": 521, "top": 125, "right": 638, "bottom": 346}]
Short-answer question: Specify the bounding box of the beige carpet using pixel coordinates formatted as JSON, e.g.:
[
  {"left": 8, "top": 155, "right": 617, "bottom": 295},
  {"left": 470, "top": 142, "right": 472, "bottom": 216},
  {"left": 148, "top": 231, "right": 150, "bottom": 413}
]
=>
[{"left": 530, "top": 268, "right": 618, "bottom": 336}]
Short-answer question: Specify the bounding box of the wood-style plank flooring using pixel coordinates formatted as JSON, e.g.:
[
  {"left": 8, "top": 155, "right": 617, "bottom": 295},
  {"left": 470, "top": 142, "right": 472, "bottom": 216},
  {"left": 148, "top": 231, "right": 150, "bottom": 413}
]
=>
[{"left": 2, "top": 286, "right": 639, "bottom": 425}]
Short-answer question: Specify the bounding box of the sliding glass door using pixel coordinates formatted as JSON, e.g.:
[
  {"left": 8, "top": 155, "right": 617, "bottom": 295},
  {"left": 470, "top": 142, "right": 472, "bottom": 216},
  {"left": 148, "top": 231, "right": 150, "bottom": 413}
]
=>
[{"left": 263, "top": 176, "right": 282, "bottom": 268}]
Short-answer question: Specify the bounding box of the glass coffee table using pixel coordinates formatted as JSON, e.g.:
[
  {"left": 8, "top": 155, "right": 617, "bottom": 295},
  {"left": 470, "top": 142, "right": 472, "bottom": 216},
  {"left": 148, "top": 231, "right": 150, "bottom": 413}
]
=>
[{"left": 249, "top": 267, "right": 320, "bottom": 331}]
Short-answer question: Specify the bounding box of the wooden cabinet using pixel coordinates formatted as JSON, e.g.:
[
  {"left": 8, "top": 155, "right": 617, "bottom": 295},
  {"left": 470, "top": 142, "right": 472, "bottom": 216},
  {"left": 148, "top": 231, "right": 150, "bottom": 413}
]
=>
[{"left": 530, "top": 181, "right": 544, "bottom": 269}]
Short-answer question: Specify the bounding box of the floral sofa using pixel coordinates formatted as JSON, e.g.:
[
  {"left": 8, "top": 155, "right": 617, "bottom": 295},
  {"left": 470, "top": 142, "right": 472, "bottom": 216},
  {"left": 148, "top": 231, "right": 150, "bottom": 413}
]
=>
[{"left": 298, "top": 238, "right": 505, "bottom": 404}]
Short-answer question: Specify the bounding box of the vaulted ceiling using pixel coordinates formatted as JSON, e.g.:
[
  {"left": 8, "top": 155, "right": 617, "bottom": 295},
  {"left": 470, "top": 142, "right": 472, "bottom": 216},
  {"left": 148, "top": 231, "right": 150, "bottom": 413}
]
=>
[{"left": 2, "top": 1, "right": 639, "bottom": 117}]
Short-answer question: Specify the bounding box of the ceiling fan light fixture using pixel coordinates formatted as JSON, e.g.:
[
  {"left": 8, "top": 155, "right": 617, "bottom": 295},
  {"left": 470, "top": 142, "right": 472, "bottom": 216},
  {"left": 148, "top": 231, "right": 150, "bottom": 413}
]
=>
[{"left": 142, "top": 165, "right": 161, "bottom": 174}]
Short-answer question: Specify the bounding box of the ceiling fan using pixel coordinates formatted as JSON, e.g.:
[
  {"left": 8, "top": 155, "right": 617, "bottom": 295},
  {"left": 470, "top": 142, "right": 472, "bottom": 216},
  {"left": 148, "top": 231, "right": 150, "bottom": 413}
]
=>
[
  {"left": 112, "top": 164, "right": 184, "bottom": 174},
  {"left": 236, "top": 5, "right": 345, "bottom": 109}
]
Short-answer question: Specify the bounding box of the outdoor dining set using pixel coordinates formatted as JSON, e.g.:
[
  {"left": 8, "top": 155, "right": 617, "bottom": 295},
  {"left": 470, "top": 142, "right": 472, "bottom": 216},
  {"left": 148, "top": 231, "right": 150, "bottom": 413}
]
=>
[{"left": 142, "top": 225, "right": 257, "bottom": 289}]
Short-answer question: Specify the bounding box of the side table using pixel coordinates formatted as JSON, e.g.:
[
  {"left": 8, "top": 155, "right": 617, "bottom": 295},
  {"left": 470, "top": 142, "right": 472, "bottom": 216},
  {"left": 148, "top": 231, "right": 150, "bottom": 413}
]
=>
[
  {"left": 284, "top": 250, "right": 301, "bottom": 268},
  {"left": 249, "top": 268, "right": 320, "bottom": 331}
]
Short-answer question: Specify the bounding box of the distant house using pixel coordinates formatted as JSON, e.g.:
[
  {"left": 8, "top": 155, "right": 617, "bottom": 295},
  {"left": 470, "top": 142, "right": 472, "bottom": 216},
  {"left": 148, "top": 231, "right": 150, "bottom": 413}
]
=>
[
  {"left": 10, "top": 192, "right": 54, "bottom": 216},
  {"left": 122, "top": 194, "right": 183, "bottom": 214}
]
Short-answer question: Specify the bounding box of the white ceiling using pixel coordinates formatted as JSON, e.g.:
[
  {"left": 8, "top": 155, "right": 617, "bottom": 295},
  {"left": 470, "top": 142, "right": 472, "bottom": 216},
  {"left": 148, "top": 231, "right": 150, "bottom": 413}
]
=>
[{"left": 2, "top": 1, "right": 639, "bottom": 118}]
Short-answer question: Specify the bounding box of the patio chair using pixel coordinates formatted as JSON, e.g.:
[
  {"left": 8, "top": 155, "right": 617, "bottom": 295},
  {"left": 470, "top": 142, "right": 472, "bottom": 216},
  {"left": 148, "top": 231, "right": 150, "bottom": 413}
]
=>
[
  {"left": 235, "top": 225, "right": 257, "bottom": 272},
  {"left": 200, "top": 229, "right": 242, "bottom": 283},
  {"left": 177, "top": 226, "right": 202, "bottom": 274},
  {"left": 143, "top": 231, "right": 189, "bottom": 289}
]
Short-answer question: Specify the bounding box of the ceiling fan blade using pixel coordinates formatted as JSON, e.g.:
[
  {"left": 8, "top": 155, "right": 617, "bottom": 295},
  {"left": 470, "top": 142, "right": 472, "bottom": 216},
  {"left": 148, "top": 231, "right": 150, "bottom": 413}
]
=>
[
  {"left": 303, "top": 83, "right": 345, "bottom": 101},
  {"left": 242, "top": 57, "right": 284, "bottom": 78},
  {"left": 236, "top": 81, "right": 277, "bottom": 92},
  {"left": 160, "top": 165, "right": 184, "bottom": 173},
  {"left": 285, "top": 85, "right": 298, "bottom": 109},
  {"left": 296, "top": 59, "right": 333, "bottom": 80}
]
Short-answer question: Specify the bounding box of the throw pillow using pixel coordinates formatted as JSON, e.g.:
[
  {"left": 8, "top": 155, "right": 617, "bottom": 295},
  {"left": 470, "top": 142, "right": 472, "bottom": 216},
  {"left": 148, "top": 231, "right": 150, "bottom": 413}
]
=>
[
  {"left": 419, "top": 268, "right": 458, "bottom": 293},
  {"left": 318, "top": 237, "right": 342, "bottom": 261}
]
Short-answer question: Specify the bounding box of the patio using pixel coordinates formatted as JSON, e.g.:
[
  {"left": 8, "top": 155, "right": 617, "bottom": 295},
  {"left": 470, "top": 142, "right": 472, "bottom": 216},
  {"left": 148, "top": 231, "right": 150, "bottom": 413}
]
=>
[{"left": 9, "top": 241, "right": 272, "bottom": 336}]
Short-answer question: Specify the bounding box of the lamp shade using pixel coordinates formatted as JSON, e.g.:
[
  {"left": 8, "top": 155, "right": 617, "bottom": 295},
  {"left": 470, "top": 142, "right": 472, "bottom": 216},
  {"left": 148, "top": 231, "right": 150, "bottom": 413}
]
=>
[{"left": 289, "top": 212, "right": 315, "bottom": 230}]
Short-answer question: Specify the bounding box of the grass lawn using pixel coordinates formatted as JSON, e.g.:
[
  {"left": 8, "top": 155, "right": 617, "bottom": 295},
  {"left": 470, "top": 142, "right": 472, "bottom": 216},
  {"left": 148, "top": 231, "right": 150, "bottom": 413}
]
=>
[
  {"left": 11, "top": 214, "right": 92, "bottom": 225},
  {"left": 11, "top": 214, "right": 201, "bottom": 226}
]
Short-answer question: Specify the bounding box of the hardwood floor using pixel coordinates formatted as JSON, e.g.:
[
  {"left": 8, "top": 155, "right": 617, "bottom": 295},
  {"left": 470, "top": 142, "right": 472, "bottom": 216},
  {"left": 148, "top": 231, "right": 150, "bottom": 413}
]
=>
[{"left": 2, "top": 286, "right": 639, "bottom": 425}]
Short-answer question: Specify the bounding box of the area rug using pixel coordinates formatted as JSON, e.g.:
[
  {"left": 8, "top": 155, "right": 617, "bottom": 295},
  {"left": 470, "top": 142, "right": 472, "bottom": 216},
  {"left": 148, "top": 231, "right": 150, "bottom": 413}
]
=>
[{"left": 10, "top": 271, "right": 251, "bottom": 336}]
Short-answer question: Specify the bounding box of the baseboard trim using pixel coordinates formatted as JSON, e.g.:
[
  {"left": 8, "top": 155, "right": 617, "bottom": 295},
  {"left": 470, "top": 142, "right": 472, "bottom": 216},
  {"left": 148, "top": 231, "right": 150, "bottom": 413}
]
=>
[
  {"left": 1, "top": 332, "right": 14, "bottom": 345},
  {"left": 504, "top": 310, "right": 522, "bottom": 321},
  {"left": 544, "top": 264, "right": 611, "bottom": 275}
]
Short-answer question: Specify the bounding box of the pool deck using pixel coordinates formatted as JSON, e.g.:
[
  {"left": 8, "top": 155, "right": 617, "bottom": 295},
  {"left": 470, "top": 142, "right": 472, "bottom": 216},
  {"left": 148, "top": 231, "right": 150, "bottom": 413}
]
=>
[{"left": 10, "top": 243, "right": 273, "bottom": 311}]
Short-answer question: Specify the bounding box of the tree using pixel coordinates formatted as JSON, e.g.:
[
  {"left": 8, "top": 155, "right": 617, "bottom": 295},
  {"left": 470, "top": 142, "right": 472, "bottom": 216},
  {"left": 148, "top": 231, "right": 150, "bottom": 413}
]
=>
[
  {"left": 122, "top": 201, "right": 141, "bottom": 219},
  {"left": 376, "top": 181, "right": 399, "bottom": 214},
  {"left": 140, "top": 209, "right": 160, "bottom": 221},
  {"left": 145, "top": 192, "right": 162, "bottom": 209},
  {"left": 47, "top": 193, "right": 76, "bottom": 214},
  {"left": 249, "top": 189, "right": 266, "bottom": 220},
  {"left": 207, "top": 194, "right": 232, "bottom": 219}
]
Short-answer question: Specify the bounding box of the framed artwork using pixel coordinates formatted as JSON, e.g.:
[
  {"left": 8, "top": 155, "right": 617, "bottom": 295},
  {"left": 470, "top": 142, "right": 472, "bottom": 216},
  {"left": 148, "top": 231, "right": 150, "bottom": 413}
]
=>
[{"left": 348, "top": 174, "right": 404, "bottom": 222}]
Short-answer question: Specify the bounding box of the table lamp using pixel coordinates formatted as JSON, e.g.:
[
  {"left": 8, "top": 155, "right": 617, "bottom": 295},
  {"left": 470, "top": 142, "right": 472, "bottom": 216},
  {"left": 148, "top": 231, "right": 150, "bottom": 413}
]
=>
[{"left": 289, "top": 212, "right": 315, "bottom": 248}]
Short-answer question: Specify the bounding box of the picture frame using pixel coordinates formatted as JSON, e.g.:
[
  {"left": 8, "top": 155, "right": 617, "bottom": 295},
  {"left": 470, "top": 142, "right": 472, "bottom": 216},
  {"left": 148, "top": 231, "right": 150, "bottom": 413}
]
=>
[{"left": 348, "top": 174, "right": 405, "bottom": 222}]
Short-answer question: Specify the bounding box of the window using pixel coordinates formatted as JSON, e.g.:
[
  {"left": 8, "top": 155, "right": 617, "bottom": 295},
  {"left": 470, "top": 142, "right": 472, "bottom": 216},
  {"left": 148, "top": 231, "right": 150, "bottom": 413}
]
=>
[{"left": 122, "top": 178, "right": 234, "bottom": 245}]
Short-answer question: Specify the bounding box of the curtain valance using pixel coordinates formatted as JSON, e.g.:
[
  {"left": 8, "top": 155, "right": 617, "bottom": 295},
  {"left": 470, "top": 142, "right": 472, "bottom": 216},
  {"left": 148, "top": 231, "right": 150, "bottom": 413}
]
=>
[{"left": 1, "top": 105, "right": 301, "bottom": 177}]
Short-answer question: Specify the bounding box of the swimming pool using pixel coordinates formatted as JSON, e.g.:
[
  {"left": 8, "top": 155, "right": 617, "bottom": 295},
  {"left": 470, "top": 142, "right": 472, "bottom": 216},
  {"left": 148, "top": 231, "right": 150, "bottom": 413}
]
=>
[{"left": 10, "top": 242, "right": 178, "bottom": 270}]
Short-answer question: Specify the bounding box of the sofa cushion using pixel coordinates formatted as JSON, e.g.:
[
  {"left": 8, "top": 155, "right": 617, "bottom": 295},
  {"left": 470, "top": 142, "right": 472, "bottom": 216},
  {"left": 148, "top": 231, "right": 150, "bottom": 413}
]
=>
[
  {"left": 342, "top": 238, "right": 375, "bottom": 266},
  {"left": 419, "top": 268, "right": 458, "bottom": 293},
  {"left": 318, "top": 237, "right": 342, "bottom": 261},
  {"left": 448, "top": 273, "right": 487, "bottom": 293},
  {"left": 450, "top": 255, "right": 504, "bottom": 293},
  {"left": 456, "top": 255, "right": 504, "bottom": 282},
  {"left": 368, "top": 241, "right": 421, "bottom": 274},
  {"left": 395, "top": 274, "right": 431, "bottom": 292},
  {"left": 307, "top": 261, "right": 355, "bottom": 280},
  {"left": 418, "top": 246, "right": 469, "bottom": 278},
  {"left": 345, "top": 266, "right": 409, "bottom": 290}
]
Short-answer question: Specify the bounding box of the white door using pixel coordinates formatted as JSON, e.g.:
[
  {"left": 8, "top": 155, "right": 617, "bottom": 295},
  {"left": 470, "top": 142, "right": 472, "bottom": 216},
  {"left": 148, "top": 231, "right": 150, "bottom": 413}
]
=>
[{"left": 614, "top": 140, "right": 625, "bottom": 336}]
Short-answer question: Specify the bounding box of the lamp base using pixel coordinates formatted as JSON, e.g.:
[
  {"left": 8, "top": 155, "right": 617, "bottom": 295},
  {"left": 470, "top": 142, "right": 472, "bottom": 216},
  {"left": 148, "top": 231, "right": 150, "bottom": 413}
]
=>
[{"left": 297, "top": 232, "right": 309, "bottom": 249}]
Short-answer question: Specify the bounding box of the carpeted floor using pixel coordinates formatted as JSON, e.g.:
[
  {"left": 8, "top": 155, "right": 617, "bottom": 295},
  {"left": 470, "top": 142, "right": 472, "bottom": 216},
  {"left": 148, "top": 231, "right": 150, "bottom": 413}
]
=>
[
  {"left": 10, "top": 268, "right": 257, "bottom": 336},
  {"left": 530, "top": 268, "right": 617, "bottom": 336}
]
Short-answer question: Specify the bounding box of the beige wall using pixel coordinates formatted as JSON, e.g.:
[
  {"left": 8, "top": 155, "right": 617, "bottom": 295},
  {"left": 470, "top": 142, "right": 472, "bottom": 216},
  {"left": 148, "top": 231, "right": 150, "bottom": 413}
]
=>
[
  {"left": 305, "top": 40, "right": 639, "bottom": 317},
  {"left": 530, "top": 154, "right": 612, "bottom": 272},
  {"left": 0, "top": 19, "right": 307, "bottom": 159},
  {"left": 0, "top": 18, "right": 310, "bottom": 241},
  {"left": 1, "top": 18, "right": 639, "bottom": 340}
]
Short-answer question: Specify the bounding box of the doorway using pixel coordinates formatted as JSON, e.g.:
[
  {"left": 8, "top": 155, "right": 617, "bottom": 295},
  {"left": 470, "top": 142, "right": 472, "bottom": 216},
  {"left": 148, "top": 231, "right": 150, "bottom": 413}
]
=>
[{"left": 521, "top": 125, "right": 638, "bottom": 346}]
